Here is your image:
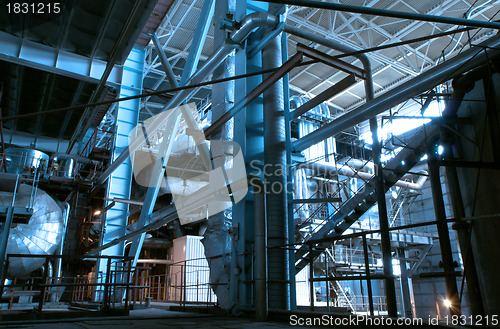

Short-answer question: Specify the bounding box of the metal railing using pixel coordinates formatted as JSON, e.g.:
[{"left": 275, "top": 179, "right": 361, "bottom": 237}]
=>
[
  {"left": 144, "top": 258, "right": 218, "bottom": 307},
  {"left": 0, "top": 254, "right": 148, "bottom": 312},
  {"left": 80, "top": 129, "right": 114, "bottom": 158}
]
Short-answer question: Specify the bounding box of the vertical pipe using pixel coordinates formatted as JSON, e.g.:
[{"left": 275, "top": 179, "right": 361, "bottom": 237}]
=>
[
  {"left": 427, "top": 148, "right": 461, "bottom": 316},
  {"left": 54, "top": 203, "right": 70, "bottom": 281},
  {"left": 282, "top": 30, "right": 297, "bottom": 311},
  {"left": 250, "top": 176, "right": 267, "bottom": 321},
  {"left": 325, "top": 252, "right": 329, "bottom": 312},
  {"left": 309, "top": 244, "right": 314, "bottom": 312},
  {"left": 440, "top": 70, "right": 485, "bottom": 316},
  {"left": 362, "top": 234, "right": 374, "bottom": 316},
  {"left": 263, "top": 35, "right": 289, "bottom": 309}
]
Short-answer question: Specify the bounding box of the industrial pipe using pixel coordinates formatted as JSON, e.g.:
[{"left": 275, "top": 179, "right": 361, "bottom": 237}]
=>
[
  {"left": 293, "top": 33, "right": 500, "bottom": 152},
  {"left": 283, "top": 25, "right": 374, "bottom": 101},
  {"left": 248, "top": 175, "right": 267, "bottom": 321},
  {"left": 298, "top": 161, "right": 428, "bottom": 190},
  {"left": 263, "top": 34, "right": 289, "bottom": 310}
]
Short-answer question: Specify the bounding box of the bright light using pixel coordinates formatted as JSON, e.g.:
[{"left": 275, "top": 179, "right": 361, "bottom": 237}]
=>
[
  {"left": 359, "top": 100, "right": 444, "bottom": 147},
  {"left": 94, "top": 210, "right": 101, "bottom": 216},
  {"left": 392, "top": 258, "right": 401, "bottom": 276},
  {"left": 443, "top": 299, "right": 452, "bottom": 308}
]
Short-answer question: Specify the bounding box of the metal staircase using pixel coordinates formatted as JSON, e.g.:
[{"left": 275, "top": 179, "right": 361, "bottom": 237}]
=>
[{"left": 295, "top": 124, "right": 437, "bottom": 272}]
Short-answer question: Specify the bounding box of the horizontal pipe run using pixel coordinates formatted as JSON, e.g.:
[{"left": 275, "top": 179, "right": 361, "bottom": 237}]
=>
[
  {"left": 293, "top": 34, "right": 500, "bottom": 152},
  {"left": 255, "top": 0, "right": 500, "bottom": 30},
  {"left": 299, "top": 161, "right": 428, "bottom": 190}
]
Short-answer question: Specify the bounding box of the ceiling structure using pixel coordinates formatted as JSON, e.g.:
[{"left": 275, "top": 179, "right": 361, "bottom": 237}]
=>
[
  {"left": 142, "top": 0, "right": 499, "bottom": 133},
  {"left": 0, "top": 0, "right": 165, "bottom": 147}
]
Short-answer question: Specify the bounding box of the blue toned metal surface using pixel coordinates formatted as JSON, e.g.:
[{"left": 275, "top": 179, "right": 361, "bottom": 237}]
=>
[
  {"left": 230, "top": 0, "right": 266, "bottom": 312},
  {"left": 151, "top": 33, "right": 179, "bottom": 89},
  {"left": 281, "top": 31, "right": 296, "bottom": 311},
  {"left": 263, "top": 33, "right": 289, "bottom": 310},
  {"left": 180, "top": 0, "right": 216, "bottom": 85},
  {"left": 202, "top": 0, "right": 236, "bottom": 311},
  {"left": 246, "top": 21, "right": 284, "bottom": 59},
  {"left": 96, "top": 47, "right": 144, "bottom": 292},
  {"left": 0, "top": 31, "right": 122, "bottom": 86}
]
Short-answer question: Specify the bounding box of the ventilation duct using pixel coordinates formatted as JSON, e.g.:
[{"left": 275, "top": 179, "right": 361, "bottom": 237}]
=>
[{"left": 0, "top": 184, "right": 64, "bottom": 277}]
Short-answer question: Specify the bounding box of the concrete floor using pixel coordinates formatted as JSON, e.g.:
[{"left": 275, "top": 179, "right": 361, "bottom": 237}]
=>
[{"left": 0, "top": 307, "right": 321, "bottom": 328}]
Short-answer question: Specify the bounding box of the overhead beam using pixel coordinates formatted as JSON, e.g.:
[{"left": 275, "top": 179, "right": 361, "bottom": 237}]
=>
[
  {"left": 0, "top": 31, "right": 122, "bottom": 85},
  {"left": 255, "top": 0, "right": 500, "bottom": 30}
]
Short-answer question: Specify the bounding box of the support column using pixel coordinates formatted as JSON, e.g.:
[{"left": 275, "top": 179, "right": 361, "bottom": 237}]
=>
[
  {"left": 427, "top": 147, "right": 461, "bottom": 316},
  {"left": 96, "top": 47, "right": 144, "bottom": 298},
  {"left": 369, "top": 117, "right": 398, "bottom": 317},
  {"left": 443, "top": 131, "right": 485, "bottom": 317}
]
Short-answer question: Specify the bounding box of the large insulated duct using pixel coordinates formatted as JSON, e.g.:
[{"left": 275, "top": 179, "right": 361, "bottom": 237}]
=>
[
  {"left": 0, "top": 184, "right": 64, "bottom": 277},
  {"left": 263, "top": 35, "right": 289, "bottom": 309}
]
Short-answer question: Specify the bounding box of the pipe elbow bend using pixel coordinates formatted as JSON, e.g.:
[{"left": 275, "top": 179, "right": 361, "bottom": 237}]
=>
[{"left": 230, "top": 12, "right": 279, "bottom": 44}]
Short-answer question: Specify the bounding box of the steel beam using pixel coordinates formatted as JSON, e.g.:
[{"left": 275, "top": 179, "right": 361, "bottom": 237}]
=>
[
  {"left": 296, "top": 44, "right": 366, "bottom": 79},
  {"left": 398, "top": 248, "right": 413, "bottom": 318},
  {"left": 291, "top": 198, "right": 342, "bottom": 204},
  {"left": 180, "top": 0, "right": 216, "bottom": 85},
  {"left": 369, "top": 116, "right": 398, "bottom": 317},
  {"left": 151, "top": 33, "right": 179, "bottom": 88},
  {"left": 427, "top": 147, "right": 461, "bottom": 316},
  {"left": 290, "top": 74, "right": 355, "bottom": 121}
]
